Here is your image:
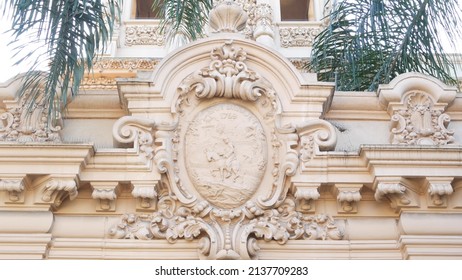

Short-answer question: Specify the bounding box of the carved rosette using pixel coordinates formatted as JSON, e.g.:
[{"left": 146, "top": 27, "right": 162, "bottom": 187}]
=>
[
  {"left": 109, "top": 41, "right": 339, "bottom": 259},
  {"left": 390, "top": 91, "right": 455, "bottom": 145}
]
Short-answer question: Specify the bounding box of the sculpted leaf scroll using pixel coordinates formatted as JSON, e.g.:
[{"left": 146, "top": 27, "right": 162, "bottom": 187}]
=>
[{"left": 177, "top": 40, "right": 277, "bottom": 114}]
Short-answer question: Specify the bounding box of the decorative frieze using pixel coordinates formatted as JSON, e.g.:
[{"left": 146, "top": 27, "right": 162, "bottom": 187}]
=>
[
  {"left": 92, "top": 58, "right": 159, "bottom": 72},
  {"left": 125, "top": 25, "right": 165, "bottom": 46},
  {"left": 279, "top": 26, "right": 321, "bottom": 48}
]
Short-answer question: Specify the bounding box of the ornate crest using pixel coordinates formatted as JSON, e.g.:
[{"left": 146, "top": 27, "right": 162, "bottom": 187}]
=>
[{"left": 111, "top": 41, "right": 340, "bottom": 259}]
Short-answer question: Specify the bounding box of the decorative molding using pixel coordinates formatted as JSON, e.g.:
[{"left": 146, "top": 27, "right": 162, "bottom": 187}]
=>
[
  {"left": 390, "top": 91, "right": 455, "bottom": 145},
  {"left": 425, "top": 177, "right": 453, "bottom": 208},
  {"left": 374, "top": 178, "right": 419, "bottom": 212},
  {"left": 335, "top": 184, "right": 362, "bottom": 214},
  {"left": 131, "top": 181, "right": 158, "bottom": 210},
  {"left": 92, "top": 58, "right": 159, "bottom": 72},
  {"left": 279, "top": 26, "right": 321, "bottom": 48},
  {"left": 125, "top": 25, "right": 165, "bottom": 46},
  {"left": 0, "top": 89, "right": 62, "bottom": 143},
  {"left": 108, "top": 196, "right": 344, "bottom": 260},
  {"left": 90, "top": 182, "right": 119, "bottom": 212},
  {"left": 0, "top": 177, "right": 28, "bottom": 203}
]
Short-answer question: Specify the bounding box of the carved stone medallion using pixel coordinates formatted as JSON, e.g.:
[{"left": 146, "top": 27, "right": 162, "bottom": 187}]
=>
[{"left": 185, "top": 103, "right": 267, "bottom": 208}]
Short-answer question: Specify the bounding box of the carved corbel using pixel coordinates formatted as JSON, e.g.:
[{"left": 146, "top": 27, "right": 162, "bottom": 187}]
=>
[
  {"left": 425, "top": 177, "right": 453, "bottom": 208},
  {"left": 113, "top": 116, "right": 157, "bottom": 160},
  {"left": 295, "top": 119, "right": 337, "bottom": 168},
  {"left": 34, "top": 175, "right": 79, "bottom": 209},
  {"left": 450, "top": 180, "right": 462, "bottom": 209},
  {"left": 373, "top": 178, "right": 419, "bottom": 212},
  {"left": 90, "top": 182, "right": 119, "bottom": 211},
  {"left": 131, "top": 181, "right": 158, "bottom": 211},
  {"left": 292, "top": 183, "right": 320, "bottom": 213},
  {"left": 334, "top": 184, "right": 362, "bottom": 213},
  {"left": 0, "top": 176, "right": 29, "bottom": 203}
]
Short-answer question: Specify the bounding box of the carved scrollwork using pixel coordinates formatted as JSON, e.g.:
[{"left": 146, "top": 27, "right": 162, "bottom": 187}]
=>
[
  {"left": 390, "top": 91, "right": 455, "bottom": 145},
  {"left": 109, "top": 196, "right": 344, "bottom": 260},
  {"left": 176, "top": 40, "right": 277, "bottom": 114},
  {"left": 0, "top": 89, "right": 62, "bottom": 142}
]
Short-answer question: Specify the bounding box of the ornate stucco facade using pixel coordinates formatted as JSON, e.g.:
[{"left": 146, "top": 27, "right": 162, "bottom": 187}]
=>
[{"left": 1, "top": 0, "right": 462, "bottom": 260}]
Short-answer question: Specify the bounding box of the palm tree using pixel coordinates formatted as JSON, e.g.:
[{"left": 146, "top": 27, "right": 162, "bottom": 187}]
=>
[
  {"left": 309, "top": 0, "right": 462, "bottom": 91},
  {"left": 3, "top": 0, "right": 213, "bottom": 115}
]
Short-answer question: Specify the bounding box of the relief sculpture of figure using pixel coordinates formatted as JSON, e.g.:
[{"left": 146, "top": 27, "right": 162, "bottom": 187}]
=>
[{"left": 206, "top": 137, "right": 240, "bottom": 182}]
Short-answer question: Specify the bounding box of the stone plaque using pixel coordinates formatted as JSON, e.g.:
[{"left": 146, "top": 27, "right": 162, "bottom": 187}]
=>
[{"left": 185, "top": 103, "right": 267, "bottom": 208}]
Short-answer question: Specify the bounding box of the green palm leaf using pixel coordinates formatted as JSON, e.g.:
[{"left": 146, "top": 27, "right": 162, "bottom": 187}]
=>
[
  {"left": 3, "top": 0, "right": 121, "bottom": 118},
  {"left": 310, "top": 0, "right": 462, "bottom": 91}
]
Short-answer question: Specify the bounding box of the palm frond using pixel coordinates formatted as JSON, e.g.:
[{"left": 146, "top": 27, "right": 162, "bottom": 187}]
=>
[
  {"left": 152, "top": 0, "right": 213, "bottom": 41},
  {"left": 310, "top": 0, "right": 462, "bottom": 91},
  {"left": 3, "top": 0, "right": 121, "bottom": 118}
]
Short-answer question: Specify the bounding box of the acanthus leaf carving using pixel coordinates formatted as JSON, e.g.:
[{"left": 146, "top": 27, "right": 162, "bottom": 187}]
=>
[
  {"left": 34, "top": 176, "right": 79, "bottom": 209},
  {"left": 90, "top": 182, "right": 119, "bottom": 212},
  {"left": 176, "top": 40, "right": 277, "bottom": 114},
  {"left": 124, "top": 25, "right": 165, "bottom": 47},
  {"left": 131, "top": 181, "right": 158, "bottom": 210},
  {"left": 334, "top": 184, "right": 363, "bottom": 214},
  {"left": 279, "top": 26, "right": 322, "bottom": 48},
  {"left": 109, "top": 196, "right": 344, "bottom": 260}
]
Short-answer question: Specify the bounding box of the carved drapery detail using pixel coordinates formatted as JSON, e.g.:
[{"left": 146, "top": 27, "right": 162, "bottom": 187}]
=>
[
  {"left": 125, "top": 25, "right": 165, "bottom": 46},
  {"left": 0, "top": 89, "right": 62, "bottom": 143},
  {"left": 390, "top": 91, "right": 455, "bottom": 145},
  {"left": 279, "top": 27, "right": 321, "bottom": 48},
  {"left": 177, "top": 40, "right": 277, "bottom": 114},
  {"left": 109, "top": 196, "right": 344, "bottom": 260}
]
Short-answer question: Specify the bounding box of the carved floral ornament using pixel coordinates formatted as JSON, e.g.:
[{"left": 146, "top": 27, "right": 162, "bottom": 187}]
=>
[
  {"left": 390, "top": 91, "right": 455, "bottom": 145},
  {"left": 111, "top": 41, "right": 340, "bottom": 259}
]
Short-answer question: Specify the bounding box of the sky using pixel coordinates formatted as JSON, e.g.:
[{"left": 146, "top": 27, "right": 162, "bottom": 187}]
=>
[{"left": 0, "top": 1, "right": 461, "bottom": 84}]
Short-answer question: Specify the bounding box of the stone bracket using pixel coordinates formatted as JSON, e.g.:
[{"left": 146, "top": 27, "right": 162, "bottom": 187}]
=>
[
  {"left": 0, "top": 176, "right": 29, "bottom": 204},
  {"left": 90, "top": 182, "right": 120, "bottom": 212},
  {"left": 334, "top": 184, "right": 362, "bottom": 214},
  {"left": 425, "top": 177, "right": 454, "bottom": 208},
  {"left": 131, "top": 181, "right": 158, "bottom": 211},
  {"left": 34, "top": 175, "right": 79, "bottom": 210},
  {"left": 291, "top": 183, "right": 320, "bottom": 213},
  {"left": 373, "top": 177, "right": 419, "bottom": 212}
]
